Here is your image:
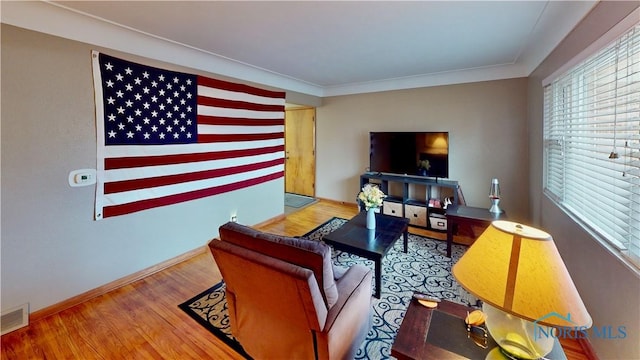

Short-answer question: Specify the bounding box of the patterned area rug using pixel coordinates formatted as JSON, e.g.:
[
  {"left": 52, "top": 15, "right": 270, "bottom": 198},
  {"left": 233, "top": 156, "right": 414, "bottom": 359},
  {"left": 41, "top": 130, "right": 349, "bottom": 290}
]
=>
[{"left": 179, "top": 217, "right": 472, "bottom": 359}]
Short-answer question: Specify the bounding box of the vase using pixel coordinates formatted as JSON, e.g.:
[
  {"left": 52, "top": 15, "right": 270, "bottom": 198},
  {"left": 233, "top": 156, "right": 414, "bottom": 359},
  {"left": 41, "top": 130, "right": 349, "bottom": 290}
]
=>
[
  {"left": 368, "top": 228, "right": 376, "bottom": 243},
  {"left": 366, "top": 208, "right": 376, "bottom": 230}
]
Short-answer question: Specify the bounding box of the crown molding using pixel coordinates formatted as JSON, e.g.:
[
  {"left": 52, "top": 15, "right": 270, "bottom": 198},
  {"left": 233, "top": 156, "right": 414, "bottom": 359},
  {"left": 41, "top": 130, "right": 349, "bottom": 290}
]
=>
[
  {"left": 322, "top": 62, "right": 529, "bottom": 97},
  {"left": 1, "top": 1, "right": 324, "bottom": 97},
  {"left": 1, "top": 0, "right": 598, "bottom": 98}
]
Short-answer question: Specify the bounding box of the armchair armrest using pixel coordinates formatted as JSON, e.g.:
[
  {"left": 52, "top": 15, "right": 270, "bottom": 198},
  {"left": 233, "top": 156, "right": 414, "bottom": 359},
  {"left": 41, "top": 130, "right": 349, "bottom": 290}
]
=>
[{"left": 320, "top": 264, "right": 373, "bottom": 359}]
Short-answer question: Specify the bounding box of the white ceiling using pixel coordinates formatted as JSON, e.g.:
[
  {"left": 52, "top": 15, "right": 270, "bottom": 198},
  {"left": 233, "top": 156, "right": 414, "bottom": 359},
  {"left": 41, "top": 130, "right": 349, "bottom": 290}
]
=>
[{"left": 5, "top": 1, "right": 597, "bottom": 97}]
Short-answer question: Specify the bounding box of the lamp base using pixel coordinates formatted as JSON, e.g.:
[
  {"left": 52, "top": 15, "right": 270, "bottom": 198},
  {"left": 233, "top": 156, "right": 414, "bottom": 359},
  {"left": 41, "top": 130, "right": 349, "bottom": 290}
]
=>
[
  {"left": 489, "top": 198, "right": 502, "bottom": 214},
  {"left": 482, "top": 303, "right": 554, "bottom": 360},
  {"left": 485, "top": 347, "right": 512, "bottom": 360},
  {"left": 485, "top": 347, "right": 529, "bottom": 360}
]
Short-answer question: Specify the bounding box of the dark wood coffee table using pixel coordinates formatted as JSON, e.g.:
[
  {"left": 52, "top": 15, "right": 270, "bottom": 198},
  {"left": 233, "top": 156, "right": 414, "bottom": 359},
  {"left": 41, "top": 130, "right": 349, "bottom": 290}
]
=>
[
  {"left": 322, "top": 211, "right": 409, "bottom": 298},
  {"left": 445, "top": 205, "right": 507, "bottom": 257},
  {"left": 392, "top": 298, "right": 566, "bottom": 360}
]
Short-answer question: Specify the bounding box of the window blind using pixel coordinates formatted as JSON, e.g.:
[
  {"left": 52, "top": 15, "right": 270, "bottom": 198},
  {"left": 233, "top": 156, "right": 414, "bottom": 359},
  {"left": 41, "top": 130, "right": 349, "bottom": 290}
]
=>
[{"left": 543, "top": 23, "right": 640, "bottom": 267}]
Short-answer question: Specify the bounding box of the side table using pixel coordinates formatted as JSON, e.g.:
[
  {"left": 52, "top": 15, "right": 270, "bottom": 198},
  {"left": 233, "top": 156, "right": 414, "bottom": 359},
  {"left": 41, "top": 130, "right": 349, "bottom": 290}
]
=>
[
  {"left": 391, "top": 298, "right": 566, "bottom": 360},
  {"left": 445, "top": 205, "right": 506, "bottom": 257}
]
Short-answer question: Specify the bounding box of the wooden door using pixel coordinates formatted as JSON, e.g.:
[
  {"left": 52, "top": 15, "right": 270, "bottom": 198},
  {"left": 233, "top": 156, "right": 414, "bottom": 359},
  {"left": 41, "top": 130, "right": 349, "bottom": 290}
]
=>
[{"left": 285, "top": 108, "right": 315, "bottom": 196}]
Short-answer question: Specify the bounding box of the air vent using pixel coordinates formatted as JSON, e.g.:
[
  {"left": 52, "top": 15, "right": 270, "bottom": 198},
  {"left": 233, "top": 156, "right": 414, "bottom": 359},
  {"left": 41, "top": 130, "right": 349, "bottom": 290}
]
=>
[{"left": 1, "top": 303, "right": 29, "bottom": 335}]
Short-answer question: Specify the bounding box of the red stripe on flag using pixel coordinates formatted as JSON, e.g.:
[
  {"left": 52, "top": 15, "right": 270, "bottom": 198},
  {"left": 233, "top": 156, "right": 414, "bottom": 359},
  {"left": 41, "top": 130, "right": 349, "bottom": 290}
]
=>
[
  {"left": 197, "top": 76, "right": 286, "bottom": 99},
  {"left": 102, "top": 171, "right": 284, "bottom": 218},
  {"left": 104, "top": 158, "right": 284, "bottom": 194},
  {"left": 198, "top": 133, "right": 284, "bottom": 143},
  {"left": 198, "top": 96, "right": 284, "bottom": 112},
  {"left": 105, "top": 145, "right": 284, "bottom": 170},
  {"left": 197, "top": 115, "right": 284, "bottom": 126}
]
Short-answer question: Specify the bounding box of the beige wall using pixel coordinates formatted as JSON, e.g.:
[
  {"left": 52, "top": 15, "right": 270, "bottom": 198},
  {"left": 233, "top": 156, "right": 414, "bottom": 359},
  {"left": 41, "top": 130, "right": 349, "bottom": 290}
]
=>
[
  {"left": 528, "top": 2, "right": 640, "bottom": 359},
  {"left": 1, "top": 25, "right": 284, "bottom": 313},
  {"left": 316, "top": 78, "right": 530, "bottom": 223}
]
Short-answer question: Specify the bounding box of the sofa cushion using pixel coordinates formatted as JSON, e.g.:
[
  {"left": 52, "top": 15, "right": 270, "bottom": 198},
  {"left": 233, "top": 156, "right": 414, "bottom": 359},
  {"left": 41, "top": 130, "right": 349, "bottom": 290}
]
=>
[{"left": 219, "top": 222, "right": 338, "bottom": 308}]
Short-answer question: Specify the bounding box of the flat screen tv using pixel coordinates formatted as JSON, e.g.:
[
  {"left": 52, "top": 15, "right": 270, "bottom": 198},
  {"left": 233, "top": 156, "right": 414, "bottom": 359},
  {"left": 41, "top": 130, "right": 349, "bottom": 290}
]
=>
[{"left": 369, "top": 132, "right": 449, "bottom": 178}]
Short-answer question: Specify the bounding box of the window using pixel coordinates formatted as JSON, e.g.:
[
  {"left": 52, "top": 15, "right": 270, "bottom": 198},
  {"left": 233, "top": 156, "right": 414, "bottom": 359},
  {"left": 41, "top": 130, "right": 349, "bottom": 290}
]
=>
[{"left": 543, "top": 22, "right": 640, "bottom": 267}]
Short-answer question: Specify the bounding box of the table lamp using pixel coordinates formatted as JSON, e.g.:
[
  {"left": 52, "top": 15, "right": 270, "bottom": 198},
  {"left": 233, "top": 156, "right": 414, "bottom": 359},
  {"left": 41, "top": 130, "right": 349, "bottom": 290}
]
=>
[
  {"left": 452, "top": 221, "right": 592, "bottom": 359},
  {"left": 489, "top": 178, "right": 502, "bottom": 213}
]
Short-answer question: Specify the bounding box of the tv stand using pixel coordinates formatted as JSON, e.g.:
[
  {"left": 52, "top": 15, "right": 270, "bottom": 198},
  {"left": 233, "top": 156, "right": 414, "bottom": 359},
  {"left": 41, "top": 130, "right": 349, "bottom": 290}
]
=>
[{"left": 360, "top": 173, "right": 460, "bottom": 231}]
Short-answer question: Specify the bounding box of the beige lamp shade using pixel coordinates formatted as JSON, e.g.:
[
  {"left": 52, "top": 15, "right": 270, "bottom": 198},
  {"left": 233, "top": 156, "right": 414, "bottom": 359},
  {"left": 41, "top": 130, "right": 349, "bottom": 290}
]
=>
[{"left": 452, "top": 220, "right": 592, "bottom": 328}]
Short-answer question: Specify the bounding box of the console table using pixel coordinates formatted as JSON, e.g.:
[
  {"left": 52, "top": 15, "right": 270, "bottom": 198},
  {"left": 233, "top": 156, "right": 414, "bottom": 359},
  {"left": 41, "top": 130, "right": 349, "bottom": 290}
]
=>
[
  {"left": 445, "top": 205, "right": 506, "bottom": 257},
  {"left": 360, "top": 172, "right": 460, "bottom": 231}
]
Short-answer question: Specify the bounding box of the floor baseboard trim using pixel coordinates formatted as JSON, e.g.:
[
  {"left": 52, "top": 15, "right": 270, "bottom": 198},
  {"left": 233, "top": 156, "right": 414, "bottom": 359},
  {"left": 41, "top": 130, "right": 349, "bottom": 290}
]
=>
[
  {"left": 253, "top": 213, "right": 286, "bottom": 228},
  {"left": 29, "top": 246, "right": 208, "bottom": 323},
  {"left": 315, "top": 197, "right": 358, "bottom": 208}
]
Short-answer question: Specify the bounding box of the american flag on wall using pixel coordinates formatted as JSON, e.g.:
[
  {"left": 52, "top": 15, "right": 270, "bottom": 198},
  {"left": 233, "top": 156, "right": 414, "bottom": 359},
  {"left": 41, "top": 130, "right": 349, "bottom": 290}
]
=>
[{"left": 91, "top": 51, "right": 285, "bottom": 219}]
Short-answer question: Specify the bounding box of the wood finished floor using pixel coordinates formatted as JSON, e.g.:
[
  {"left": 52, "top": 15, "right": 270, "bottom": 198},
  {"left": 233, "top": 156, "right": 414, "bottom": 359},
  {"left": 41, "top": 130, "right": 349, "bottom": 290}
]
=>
[{"left": 1, "top": 200, "right": 591, "bottom": 359}]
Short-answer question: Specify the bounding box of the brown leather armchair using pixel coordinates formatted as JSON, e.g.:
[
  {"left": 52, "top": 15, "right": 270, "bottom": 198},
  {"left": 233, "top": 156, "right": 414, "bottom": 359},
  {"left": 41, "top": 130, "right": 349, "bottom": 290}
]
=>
[{"left": 208, "top": 222, "right": 373, "bottom": 359}]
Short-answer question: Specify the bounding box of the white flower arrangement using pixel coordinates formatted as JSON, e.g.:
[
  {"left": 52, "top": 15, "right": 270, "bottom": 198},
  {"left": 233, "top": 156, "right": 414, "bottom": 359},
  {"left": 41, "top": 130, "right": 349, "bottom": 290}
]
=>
[
  {"left": 417, "top": 159, "right": 431, "bottom": 170},
  {"left": 358, "top": 184, "right": 386, "bottom": 211}
]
